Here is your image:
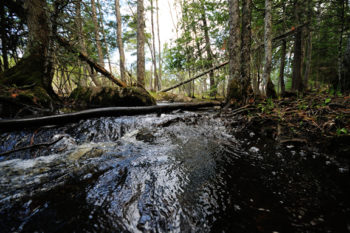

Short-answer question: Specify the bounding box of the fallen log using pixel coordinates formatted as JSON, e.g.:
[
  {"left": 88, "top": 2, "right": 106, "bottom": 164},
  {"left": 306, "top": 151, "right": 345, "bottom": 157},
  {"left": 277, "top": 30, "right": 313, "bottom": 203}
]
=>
[
  {"left": 56, "top": 36, "right": 127, "bottom": 88},
  {"left": 0, "top": 102, "right": 219, "bottom": 131}
]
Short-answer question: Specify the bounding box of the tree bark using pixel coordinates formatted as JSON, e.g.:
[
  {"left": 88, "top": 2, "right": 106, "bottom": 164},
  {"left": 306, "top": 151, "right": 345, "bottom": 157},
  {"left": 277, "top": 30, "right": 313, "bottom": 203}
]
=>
[
  {"left": 200, "top": 2, "right": 216, "bottom": 97},
  {"left": 303, "top": 0, "right": 313, "bottom": 90},
  {"left": 156, "top": 0, "right": 162, "bottom": 90},
  {"left": 150, "top": 0, "right": 159, "bottom": 91},
  {"left": 0, "top": 2, "right": 9, "bottom": 71},
  {"left": 137, "top": 0, "right": 145, "bottom": 87},
  {"left": 279, "top": 39, "right": 286, "bottom": 95},
  {"left": 97, "top": 0, "right": 112, "bottom": 74},
  {"left": 115, "top": 0, "right": 127, "bottom": 82},
  {"left": 241, "top": 0, "right": 252, "bottom": 96},
  {"left": 227, "top": 0, "right": 241, "bottom": 102},
  {"left": 337, "top": 0, "right": 345, "bottom": 91},
  {"left": 342, "top": 35, "right": 350, "bottom": 93},
  {"left": 24, "top": 0, "right": 55, "bottom": 95},
  {"left": 75, "top": 0, "right": 100, "bottom": 87},
  {"left": 262, "top": 0, "right": 276, "bottom": 97},
  {"left": 292, "top": 0, "right": 303, "bottom": 92},
  {"left": 90, "top": 0, "right": 104, "bottom": 67}
]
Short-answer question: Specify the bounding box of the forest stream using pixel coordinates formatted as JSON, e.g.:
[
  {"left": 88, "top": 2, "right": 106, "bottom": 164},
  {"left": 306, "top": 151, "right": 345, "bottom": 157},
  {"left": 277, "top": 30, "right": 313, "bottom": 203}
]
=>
[{"left": 0, "top": 107, "right": 349, "bottom": 233}]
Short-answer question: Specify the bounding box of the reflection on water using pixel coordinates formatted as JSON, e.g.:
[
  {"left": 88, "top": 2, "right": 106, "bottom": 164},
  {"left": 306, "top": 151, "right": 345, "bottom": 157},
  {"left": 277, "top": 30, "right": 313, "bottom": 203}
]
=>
[{"left": 0, "top": 111, "right": 349, "bottom": 232}]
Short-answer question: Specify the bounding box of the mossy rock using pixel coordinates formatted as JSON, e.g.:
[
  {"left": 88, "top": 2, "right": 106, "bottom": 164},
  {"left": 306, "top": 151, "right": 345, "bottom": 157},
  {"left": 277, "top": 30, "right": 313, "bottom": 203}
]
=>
[{"left": 70, "top": 86, "right": 156, "bottom": 108}]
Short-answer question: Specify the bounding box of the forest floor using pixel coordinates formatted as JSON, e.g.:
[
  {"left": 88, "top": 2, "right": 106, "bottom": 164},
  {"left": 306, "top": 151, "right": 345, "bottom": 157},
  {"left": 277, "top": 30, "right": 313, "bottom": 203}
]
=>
[{"left": 221, "top": 91, "right": 350, "bottom": 158}]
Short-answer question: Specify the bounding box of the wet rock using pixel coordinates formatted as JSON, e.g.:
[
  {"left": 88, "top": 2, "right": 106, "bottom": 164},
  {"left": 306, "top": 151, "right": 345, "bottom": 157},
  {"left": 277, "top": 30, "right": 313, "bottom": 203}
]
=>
[{"left": 136, "top": 128, "right": 156, "bottom": 143}]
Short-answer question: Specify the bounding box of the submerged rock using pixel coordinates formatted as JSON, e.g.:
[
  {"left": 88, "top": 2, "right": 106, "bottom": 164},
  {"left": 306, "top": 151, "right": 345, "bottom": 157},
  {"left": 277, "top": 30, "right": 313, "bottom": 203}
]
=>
[{"left": 70, "top": 86, "right": 156, "bottom": 108}]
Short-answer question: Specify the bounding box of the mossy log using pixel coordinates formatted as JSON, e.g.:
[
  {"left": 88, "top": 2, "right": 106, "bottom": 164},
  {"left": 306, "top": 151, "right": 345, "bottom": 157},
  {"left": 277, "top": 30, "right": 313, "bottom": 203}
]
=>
[
  {"left": 69, "top": 86, "right": 156, "bottom": 108},
  {"left": 0, "top": 102, "right": 220, "bottom": 131}
]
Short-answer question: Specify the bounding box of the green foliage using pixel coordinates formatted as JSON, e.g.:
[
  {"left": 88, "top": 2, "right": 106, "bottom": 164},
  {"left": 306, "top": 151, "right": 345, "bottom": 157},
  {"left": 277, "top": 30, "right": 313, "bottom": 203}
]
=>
[
  {"left": 258, "top": 98, "right": 275, "bottom": 114},
  {"left": 336, "top": 128, "right": 348, "bottom": 136},
  {"left": 324, "top": 98, "right": 332, "bottom": 104}
]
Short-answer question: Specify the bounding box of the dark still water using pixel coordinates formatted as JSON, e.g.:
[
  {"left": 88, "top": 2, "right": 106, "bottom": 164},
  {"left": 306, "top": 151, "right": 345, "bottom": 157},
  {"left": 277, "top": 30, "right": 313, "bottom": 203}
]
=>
[{"left": 0, "top": 110, "right": 349, "bottom": 232}]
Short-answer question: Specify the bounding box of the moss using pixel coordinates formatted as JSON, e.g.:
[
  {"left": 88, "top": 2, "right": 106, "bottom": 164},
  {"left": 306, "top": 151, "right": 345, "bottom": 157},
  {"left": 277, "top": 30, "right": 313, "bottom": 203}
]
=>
[
  {"left": 0, "top": 54, "right": 45, "bottom": 87},
  {"left": 227, "top": 79, "right": 242, "bottom": 101},
  {"left": 69, "top": 86, "right": 156, "bottom": 108},
  {"left": 0, "top": 53, "right": 55, "bottom": 117}
]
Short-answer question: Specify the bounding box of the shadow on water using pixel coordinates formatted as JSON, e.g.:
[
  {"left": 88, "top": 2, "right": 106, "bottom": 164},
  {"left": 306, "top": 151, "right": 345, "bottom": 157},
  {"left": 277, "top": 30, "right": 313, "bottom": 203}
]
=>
[{"left": 0, "top": 109, "right": 349, "bottom": 232}]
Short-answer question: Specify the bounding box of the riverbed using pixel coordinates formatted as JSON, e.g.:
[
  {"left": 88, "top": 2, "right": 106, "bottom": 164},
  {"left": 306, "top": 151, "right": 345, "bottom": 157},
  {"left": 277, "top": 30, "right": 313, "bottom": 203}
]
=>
[{"left": 0, "top": 109, "right": 349, "bottom": 232}]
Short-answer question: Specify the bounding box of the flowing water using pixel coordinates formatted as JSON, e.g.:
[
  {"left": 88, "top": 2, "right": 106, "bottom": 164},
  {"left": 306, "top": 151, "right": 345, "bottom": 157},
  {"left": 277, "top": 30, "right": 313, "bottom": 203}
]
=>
[{"left": 0, "top": 109, "right": 349, "bottom": 232}]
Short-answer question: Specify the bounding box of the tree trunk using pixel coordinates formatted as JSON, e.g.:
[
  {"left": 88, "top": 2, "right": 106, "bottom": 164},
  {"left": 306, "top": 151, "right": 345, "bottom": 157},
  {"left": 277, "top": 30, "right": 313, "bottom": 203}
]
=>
[
  {"left": 200, "top": 1, "right": 216, "bottom": 97},
  {"left": 97, "top": 0, "right": 112, "bottom": 74},
  {"left": 191, "top": 5, "right": 206, "bottom": 96},
  {"left": 75, "top": 0, "right": 100, "bottom": 87},
  {"left": 0, "top": 2, "right": 9, "bottom": 71},
  {"left": 0, "top": 0, "right": 57, "bottom": 115},
  {"left": 150, "top": 0, "right": 159, "bottom": 91},
  {"left": 262, "top": 0, "right": 276, "bottom": 98},
  {"left": 137, "top": 0, "right": 145, "bottom": 87},
  {"left": 90, "top": 0, "right": 104, "bottom": 67},
  {"left": 279, "top": 39, "right": 286, "bottom": 95},
  {"left": 292, "top": 0, "right": 303, "bottom": 92},
  {"left": 342, "top": 35, "right": 350, "bottom": 93},
  {"left": 241, "top": 0, "right": 252, "bottom": 97},
  {"left": 156, "top": 0, "right": 162, "bottom": 90},
  {"left": 337, "top": 0, "right": 345, "bottom": 91},
  {"left": 227, "top": 0, "right": 241, "bottom": 102},
  {"left": 24, "top": 0, "right": 54, "bottom": 94},
  {"left": 115, "top": 0, "right": 127, "bottom": 82}
]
